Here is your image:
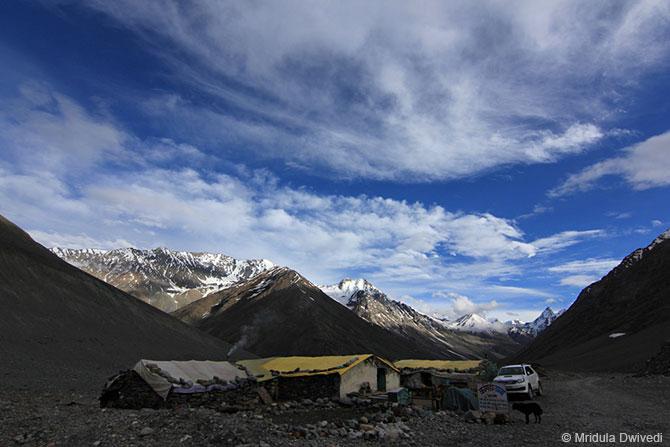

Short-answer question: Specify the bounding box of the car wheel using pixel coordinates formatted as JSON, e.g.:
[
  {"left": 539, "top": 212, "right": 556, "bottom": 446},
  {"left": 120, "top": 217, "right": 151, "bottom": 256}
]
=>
[
  {"left": 536, "top": 382, "right": 543, "bottom": 396},
  {"left": 527, "top": 386, "right": 535, "bottom": 400}
]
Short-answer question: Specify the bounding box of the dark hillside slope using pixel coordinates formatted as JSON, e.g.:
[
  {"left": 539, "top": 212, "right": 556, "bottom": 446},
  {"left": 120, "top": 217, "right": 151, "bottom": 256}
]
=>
[
  {"left": 515, "top": 230, "right": 670, "bottom": 372},
  {"left": 174, "top": 267, "right": 440, "bottom": 359},
  {"left": 0, "top": 214, "right": 251, "bottom": 391}
]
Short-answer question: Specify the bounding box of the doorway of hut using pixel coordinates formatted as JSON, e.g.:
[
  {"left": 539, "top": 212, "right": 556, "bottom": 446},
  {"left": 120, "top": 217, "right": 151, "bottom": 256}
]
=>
[{"left": 377, "top": 368, "right": 386, "bottom": 391}]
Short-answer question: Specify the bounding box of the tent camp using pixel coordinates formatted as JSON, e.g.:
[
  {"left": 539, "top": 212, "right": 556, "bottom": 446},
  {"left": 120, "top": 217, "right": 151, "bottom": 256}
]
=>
[
  {"left": 133, "top": 359, "right": 252, "bottom": 398},
  {"left": 394, "top": 359, "right": 481, "bottom": 388},
  {"left": 239, "top": 354, "right": 400, "bottom": 401},
  {"left": 394, "top": 359, "right": 481, "bottom": 409},
  {"left": 100, "top": 359, "right": 255, "bottom": 409},
  {"left": 394, "top": 359, "right": 481, "bottom": 372}
]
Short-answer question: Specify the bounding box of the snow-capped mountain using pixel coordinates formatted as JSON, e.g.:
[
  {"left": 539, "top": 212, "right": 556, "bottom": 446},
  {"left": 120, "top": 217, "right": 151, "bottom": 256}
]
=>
[
  {"left": 320, "top": 279, "right": 525, "bottom": 359},
  {"left": 448, "top": 313, "right": 509, "bottom": 334},
  {"left": 506, "top": 307, "right": 564, "bottom": 341},
  {"left": 321, "top": 279, "right": 449, "bottom": 334},
  {"left": 320, "top": 277, "right": 563, "bottom": 358},
  {"left": 321, "top": 278, "right": 382, "bottom": 306},
  {"left": 322, "top": 278, "right": 561, "bottom": 336},
  {"left": 443, "top": 307, "right": 564, "bottom": 338},
  {"left": 51, "top": 247, "right": 274, "bottom": 312}
]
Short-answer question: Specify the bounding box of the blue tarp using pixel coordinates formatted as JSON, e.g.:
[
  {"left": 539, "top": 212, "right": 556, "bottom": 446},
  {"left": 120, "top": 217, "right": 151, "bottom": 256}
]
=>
[{"left": 442, "top": 386, "right": 479, "bottom": 411}]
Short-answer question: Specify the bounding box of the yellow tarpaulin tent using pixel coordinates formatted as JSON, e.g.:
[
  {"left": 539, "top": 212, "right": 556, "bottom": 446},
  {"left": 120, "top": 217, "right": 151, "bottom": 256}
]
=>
[
  {"left": 239, "top": 354, "right": 398, "bottom": 381},
  {"left": 394, "top": 359, "right": 481, "bottom": 371}
]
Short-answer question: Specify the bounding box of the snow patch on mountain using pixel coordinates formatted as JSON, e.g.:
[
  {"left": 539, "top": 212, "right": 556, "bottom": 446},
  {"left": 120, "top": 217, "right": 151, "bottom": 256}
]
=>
[
  {"left": 321, "top": 278, "right": 563, "bottom": 340},
  {"left": 447, "top": 313, "right": 509, "bottom": 334},
  {"left": 51, "top": 247, "right": 275, "bottom": 311},
  {"left": 320, "top": 278, "right": 381, "bottom": 306}
]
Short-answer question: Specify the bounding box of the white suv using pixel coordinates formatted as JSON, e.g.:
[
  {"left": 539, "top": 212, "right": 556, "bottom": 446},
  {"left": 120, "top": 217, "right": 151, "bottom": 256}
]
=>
[{"left": 493, "top": 364, "right": 542, "bottom": 400}]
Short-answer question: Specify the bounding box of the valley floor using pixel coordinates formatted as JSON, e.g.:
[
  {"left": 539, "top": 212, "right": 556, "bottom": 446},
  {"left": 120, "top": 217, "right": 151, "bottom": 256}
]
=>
[{"left": 1, "top": 371, "right": 668, "bottom": 446}]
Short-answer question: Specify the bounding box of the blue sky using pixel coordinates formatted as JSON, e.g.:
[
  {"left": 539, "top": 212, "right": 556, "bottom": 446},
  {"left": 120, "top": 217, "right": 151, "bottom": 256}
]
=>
[{"left": 1, "top": 1, "right": 669, "bottom": 321}]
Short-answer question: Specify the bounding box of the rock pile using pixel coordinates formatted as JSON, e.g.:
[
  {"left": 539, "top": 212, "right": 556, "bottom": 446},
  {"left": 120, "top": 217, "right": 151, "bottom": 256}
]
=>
[{"left": 278, "top": 408, "right": 414, "bottom": 441}]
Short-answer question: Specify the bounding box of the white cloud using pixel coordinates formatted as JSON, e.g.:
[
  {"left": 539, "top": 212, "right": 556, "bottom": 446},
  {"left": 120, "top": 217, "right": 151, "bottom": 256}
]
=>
[
  {"left": 558, "top": 274, "right": 600, "bottom": 288},
  {"left": 450, "top": 294, "right": 499, "bottom": 317},
  {"left": 652, "top": 219, "right": 663, "bottom": 227},
  {"left": 548, "top": 257, "right": 620, "bottom": 288},
  {"left": 531, "top": 230, "right": 605, "bottom": 253},
  {"left": 67, "top": 168, "right": 551, "bottom": 283},
  {"left": 67, "top": 0, "right": 670, "bottom": 181},
  {"left": 28, "top": 230, "right": 133, "bottom": 251},
  {"left": 488, "top": 308, "right": 545, "bottom": 323},
  {"left": 428, "top": 292, "right": 499, "bottom": 320},
  {"left": 0, "top": 85, "right": 605, "bottom": 311},
  {"left": 0, "top": 82, "right": 128, "bottom": 175},
  {"left": 550, "top": 131, "right": 670, "bottom": 197},
  {"left": 548, "top": 258, "right": 621, "bottom": 274},
  {"left": 484, "top": 285, "right": 555, "bottom": 299},
  {"left": 607, "top": 211, "right": 632, "bottom": 220}
]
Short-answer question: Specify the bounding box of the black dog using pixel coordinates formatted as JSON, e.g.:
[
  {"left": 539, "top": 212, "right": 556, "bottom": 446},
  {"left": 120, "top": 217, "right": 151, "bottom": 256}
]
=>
[{"left": 512, "top": 402, "right": 543, "bottom": 424}]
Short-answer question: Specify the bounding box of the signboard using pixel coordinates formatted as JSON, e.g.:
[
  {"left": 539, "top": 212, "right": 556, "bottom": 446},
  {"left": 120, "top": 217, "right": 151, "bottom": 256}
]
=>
[{"left": 477, "top": 383, "right": 508, "bottom": 413}]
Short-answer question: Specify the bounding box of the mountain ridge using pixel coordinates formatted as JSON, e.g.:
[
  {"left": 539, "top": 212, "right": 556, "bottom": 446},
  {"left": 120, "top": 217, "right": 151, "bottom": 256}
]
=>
[
  {"left": 514, "top": 228, "right": 670, "bottom": 372},
  {"left": 173, "top": 267, "right": 444, "bottom": 359},
  {"left": 51, "top": 246, "right": 274, "bottom": 312},
  {"left": 0, "top": 214, "right": 250, "bottom": 391},
  {"left": 320, "top": 279, "right": 529, "bottom": 359}
]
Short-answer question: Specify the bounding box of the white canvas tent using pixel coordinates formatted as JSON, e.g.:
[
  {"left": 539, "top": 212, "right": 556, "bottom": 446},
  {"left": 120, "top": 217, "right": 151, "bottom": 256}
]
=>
[{"left": 133, "top": 359, "right": 252, "bottom": 398}]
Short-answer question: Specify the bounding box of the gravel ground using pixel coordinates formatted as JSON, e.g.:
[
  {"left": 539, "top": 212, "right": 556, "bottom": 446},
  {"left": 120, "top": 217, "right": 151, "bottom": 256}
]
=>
[{"left": 2, "top": 371, "right": 668, "bottom": 446}]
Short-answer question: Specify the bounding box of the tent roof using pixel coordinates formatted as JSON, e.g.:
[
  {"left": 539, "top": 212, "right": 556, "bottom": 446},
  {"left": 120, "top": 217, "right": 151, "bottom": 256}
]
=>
[
  {"left": 133, "top": 359, "right": 250, "bottom": 398},
  {"left": 238, "top": 354, "right": 397, "bottom": 382},
  {"left": 394, "top": 359, "right": 481, "bottom": 372}
]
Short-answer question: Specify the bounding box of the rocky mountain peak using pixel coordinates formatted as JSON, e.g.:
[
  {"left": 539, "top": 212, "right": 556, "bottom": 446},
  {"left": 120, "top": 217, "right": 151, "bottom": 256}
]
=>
[
  {"left": 320, "top": 277, "right": 382, "bottom": 306},
  {"left": 51, "top": 246, "right": 275, "bottom": 312},
  {"left": 617, "top": 228, "right": 670, "bottom": 271}
]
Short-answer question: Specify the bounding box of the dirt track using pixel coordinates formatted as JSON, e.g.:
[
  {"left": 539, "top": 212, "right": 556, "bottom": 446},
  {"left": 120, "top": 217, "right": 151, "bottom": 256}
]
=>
[
  {"left": 408, "top": 371, "right": 670, "bottom": 446},
  {"left": 1, "top": 371, "right": 668, "bottom": 446}
]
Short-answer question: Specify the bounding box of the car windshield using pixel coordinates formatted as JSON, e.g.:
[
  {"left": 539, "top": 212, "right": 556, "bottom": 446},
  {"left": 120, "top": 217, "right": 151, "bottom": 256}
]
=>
[{"left": 498, "top": 366, "right": 524, "bottom": 375}]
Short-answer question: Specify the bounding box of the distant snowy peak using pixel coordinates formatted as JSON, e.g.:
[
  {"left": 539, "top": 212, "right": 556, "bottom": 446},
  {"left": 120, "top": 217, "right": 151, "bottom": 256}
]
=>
[
  {"left": 618, "top": 228, "right": 670, "bottom": 270},
  {"left": 508, "top": 307, "right": 564, "bottom": 338},
  {"left": 320, "top": 278, "right": 381, "bottom": 306},
  {"left": 321, "top": 278, "right": 563, "bottom": 339},
  {"left": 446, "top": 307, "right": 564, "bottom": 337},
  {"left": 52, "top": 246, "right": 274, "bottom": 271},
  {"left": 51, "top": 246, "right": 275, "bottom": 312},
  {"left": 448, "top": 313, "right": 508, "bottom": 334}
]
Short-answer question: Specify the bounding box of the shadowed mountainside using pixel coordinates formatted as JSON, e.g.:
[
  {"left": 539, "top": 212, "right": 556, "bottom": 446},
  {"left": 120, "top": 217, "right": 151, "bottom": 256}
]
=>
[
  {"left": 0, "top": 214, "right": 253, "bottom": 391},
  {"left": 514, "top": 230, "right": 670, "bottom": 372},
  {"left": 174, "top": 267, "right": 449, "bottom": 360}
]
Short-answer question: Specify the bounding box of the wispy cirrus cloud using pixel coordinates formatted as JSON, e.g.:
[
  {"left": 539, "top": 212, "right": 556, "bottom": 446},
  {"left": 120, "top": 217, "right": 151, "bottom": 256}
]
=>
[
  {"left": 549, "top": 131, "right": 670, "bottom": 197},
  {"left": 548, "top": 257, "right": 621, "bottom": 288},
  {"left": 57, "top": 0, "right": 670, "bottom": 181}
]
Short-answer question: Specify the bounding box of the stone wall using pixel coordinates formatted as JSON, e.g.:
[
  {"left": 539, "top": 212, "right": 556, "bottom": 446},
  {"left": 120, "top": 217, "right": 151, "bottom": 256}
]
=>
[
  {"left": 100, "top": 370, "right": 260, "bottom": 410},
  {"left": 276, "top": 374, "right": 340, "bottom": 401}
]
